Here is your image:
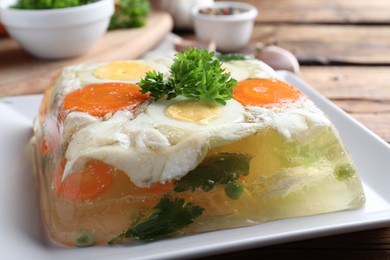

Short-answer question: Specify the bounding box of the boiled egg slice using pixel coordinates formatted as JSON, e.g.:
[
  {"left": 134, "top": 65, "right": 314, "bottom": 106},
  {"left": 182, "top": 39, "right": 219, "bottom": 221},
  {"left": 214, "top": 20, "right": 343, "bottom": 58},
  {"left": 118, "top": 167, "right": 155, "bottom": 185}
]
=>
[
  {"left": 146, "top": 96, "right": 260, "bottom": 148},
  {"left": 77, "top": 60, "right": 170, "bottom": 84},
  {"left": 146, "top": 96, "right": 246, "bottom": 130}
]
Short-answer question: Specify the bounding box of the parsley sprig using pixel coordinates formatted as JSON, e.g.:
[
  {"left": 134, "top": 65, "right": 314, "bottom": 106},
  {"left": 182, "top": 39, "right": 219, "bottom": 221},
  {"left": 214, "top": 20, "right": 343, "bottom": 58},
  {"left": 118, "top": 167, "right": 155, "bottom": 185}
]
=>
[
  {"left": 109, "top": 195, "right": 204, "bottom": 243},
  {"left": 138, "top": 48, "right": 238, "bottom": 105}
]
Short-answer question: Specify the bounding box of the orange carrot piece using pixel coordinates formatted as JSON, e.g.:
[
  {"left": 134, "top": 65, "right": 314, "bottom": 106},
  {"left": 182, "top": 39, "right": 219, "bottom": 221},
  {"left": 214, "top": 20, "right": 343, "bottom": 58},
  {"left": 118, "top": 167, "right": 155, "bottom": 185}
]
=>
[
  {"left": 54, "top": 159, "right": 114, "bottom": 201},
  {"left": 233, "top": 79, "right": 305, "bottom": 107},
  {"left": 63, "top": 83, "right": 150, "bottom": 117}
]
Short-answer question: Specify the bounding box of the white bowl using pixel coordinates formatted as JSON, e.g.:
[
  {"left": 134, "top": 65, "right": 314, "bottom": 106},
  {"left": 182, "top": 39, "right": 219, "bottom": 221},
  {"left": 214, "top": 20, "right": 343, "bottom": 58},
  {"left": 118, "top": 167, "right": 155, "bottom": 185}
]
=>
[
  {"left": 191, "top": 1, "right": 257, "bottom": 52},
  {"left": 0, "top": 0, "right": 114, "bottom": 59},
  {"left": 153, "top": 0, "right": 214, "bottom": 29}
]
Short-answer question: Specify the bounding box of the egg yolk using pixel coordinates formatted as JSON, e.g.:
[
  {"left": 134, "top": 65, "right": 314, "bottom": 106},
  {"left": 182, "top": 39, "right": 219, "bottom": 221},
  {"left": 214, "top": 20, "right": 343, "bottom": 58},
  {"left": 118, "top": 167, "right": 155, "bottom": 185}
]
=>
[
  {"left": 93, "top": 61, "right": 155, "bottom": 81},
  {"left": 165, "top": 100, "right": 223, "bottom": 125}
]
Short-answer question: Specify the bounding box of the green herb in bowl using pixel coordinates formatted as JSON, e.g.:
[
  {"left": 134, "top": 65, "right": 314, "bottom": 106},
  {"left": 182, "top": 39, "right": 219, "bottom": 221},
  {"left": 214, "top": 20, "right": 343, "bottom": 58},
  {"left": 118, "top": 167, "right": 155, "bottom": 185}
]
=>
[
  {"left": 2, "top": 0, "right": 114, "bottom": 59},
  {"left": 109, "top": 0, "right": 150, "bottom": 29},
  {"left": 11, "top": 0, "right": 96, "bottom": 9},
  {"left": 11, "top": 0, "right": 150, "bottom": 30}
]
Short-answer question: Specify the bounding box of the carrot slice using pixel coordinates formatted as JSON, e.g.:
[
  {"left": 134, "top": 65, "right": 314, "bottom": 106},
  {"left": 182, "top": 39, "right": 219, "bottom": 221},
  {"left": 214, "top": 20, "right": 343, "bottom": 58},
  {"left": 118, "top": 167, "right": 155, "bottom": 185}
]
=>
[
  {"left": 233, "top": 79, "right": 304, "bottom": 107},
  {"left": 63, "top": 83, "right": 149, "bottom": 117},
  {"left": 54, "top": 159, "right": 114, "bottom": 201}
]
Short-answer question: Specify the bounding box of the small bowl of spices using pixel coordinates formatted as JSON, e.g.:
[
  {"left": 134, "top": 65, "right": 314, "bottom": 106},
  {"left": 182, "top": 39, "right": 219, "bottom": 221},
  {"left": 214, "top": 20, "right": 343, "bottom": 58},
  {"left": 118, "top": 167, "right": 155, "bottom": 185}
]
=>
[{"left": 191, "top": 1, "right": 257, "bottom": 52}]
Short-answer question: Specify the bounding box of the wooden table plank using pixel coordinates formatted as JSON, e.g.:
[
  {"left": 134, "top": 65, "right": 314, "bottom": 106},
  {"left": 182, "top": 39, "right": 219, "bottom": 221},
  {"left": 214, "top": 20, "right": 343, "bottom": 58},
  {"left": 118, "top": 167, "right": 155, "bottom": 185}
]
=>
[
  {"left": 223, "top": 0, "right": 390, "bottom": 24},
  {"left": 251, "top": 24, "right": 390, "bottom": 64},
  {"left": 299, "top": 66, "right": 390, "bottom": 101},
  {"left": 298, "top": 66, "right": 390, "bottom": 143}
]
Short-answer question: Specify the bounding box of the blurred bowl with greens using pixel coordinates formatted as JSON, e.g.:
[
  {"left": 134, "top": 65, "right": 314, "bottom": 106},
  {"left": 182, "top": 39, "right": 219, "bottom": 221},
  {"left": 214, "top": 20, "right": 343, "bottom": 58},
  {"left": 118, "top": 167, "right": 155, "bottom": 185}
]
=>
[
  {"left": 109, "top": 0, "right": 150, "bottom": 30},
  {"left": 0, "top": 0, "right": 114, "bottom": 59}
]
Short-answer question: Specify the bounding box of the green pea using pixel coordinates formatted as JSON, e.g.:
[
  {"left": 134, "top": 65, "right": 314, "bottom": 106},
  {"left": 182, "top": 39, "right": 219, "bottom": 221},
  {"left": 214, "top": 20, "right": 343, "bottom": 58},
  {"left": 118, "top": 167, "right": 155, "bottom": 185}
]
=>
[
  {"left": 225, "top": 182, "right": 244, "bottom": 200},
  {"left": 334, "top": 163, "right": 356, "bottom": 181},
  {"left": 73, "top": 230, "right": 95, "bottom": 247}
]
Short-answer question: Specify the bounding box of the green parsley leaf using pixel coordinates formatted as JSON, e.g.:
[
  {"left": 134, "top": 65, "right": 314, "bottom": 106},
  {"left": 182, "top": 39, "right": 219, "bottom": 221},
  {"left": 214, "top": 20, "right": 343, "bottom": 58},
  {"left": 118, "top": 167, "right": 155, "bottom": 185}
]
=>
[
  {"left": 174, "top": 153, "right": 251, "bottom": 199},
  {"left": 138, "top": 70, "right": 174, "bottom": 100},
  {"left": 138, "top": 48, "right": 238, "bottom": 105},
  {"left": 108, "top": 195, "right": 204, "bottom": 243}
]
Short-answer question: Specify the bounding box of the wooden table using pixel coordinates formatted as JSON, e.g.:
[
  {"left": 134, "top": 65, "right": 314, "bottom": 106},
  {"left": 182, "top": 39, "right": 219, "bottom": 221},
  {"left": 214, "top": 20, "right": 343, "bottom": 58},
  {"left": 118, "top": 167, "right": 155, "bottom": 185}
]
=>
[
  {"left": 1, "top": 0, "right": 389, "bottom": 258},
  {"left": 186, "top": 0, "right": 389, "bottom": 258}
]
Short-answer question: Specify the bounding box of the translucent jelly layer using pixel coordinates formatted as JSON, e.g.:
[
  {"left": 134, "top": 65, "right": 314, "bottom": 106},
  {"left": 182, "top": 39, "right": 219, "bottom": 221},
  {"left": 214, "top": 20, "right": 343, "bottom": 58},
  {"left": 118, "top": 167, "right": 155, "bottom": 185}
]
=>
[{"left": 31, "top": 123, "right": 365, "bottom": 246}]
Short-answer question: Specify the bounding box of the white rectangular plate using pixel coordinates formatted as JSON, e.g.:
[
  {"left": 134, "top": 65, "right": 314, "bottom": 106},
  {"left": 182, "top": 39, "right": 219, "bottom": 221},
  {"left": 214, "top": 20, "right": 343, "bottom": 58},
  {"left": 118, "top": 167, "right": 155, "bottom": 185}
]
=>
[{"left": 1, "top": 71, "right": 389, "bottom": 260}]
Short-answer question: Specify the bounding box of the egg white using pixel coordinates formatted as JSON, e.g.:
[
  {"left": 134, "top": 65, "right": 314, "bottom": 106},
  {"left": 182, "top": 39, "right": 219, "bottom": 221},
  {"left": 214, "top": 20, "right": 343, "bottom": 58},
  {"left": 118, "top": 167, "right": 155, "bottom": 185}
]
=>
[
  {"left": 63, "top": 110, "right": 209, "bottom": 187},
  {"left": 146, "top": 96, "right": 246, "bottom": 130},
  {"left": 63, "top": 96, "right": 260, "bottom": 187},
  {"left": 222, "top": 59, "right": 279, "bottom": 82},
  {"left": 245, "top": 99, "right": 330, "bottom": 142}
]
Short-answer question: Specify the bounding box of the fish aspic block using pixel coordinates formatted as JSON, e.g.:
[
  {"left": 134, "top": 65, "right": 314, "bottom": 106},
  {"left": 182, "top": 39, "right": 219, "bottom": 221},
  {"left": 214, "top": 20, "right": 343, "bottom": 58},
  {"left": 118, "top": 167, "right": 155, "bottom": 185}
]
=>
[{"left": 31, "top": 49, "right": 365, "bottom": 247}]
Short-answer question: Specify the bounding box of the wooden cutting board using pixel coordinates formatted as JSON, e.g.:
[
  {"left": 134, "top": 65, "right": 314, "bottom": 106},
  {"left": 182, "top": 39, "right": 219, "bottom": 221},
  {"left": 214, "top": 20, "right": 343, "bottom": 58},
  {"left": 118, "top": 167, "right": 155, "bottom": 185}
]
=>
[{"left": 0, "top": 11, "right": 173, "bottom": 97}]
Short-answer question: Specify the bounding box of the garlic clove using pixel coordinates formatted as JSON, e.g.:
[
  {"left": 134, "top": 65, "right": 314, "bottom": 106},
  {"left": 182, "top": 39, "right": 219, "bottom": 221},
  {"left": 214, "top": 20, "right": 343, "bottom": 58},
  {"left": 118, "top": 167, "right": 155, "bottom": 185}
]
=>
[{"left": 255, "top": 45, "right": 300, "bottom": 73}]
